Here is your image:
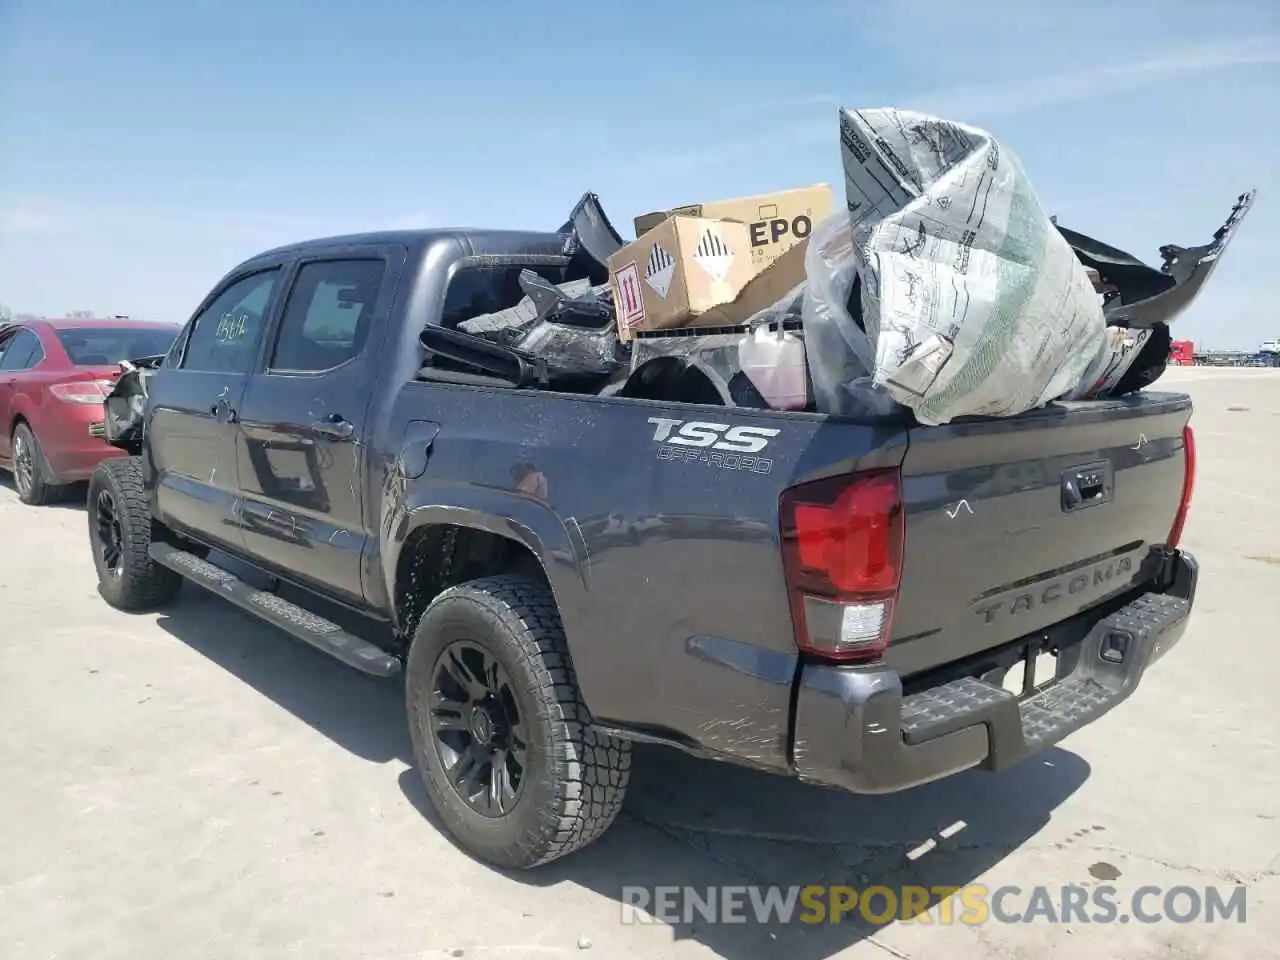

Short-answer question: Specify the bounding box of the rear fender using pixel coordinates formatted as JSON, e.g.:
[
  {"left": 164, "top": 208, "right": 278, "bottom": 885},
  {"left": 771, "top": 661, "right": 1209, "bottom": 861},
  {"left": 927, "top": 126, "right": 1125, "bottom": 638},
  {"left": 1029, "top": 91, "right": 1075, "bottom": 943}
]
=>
[
  {"left": 8, "top": 389, "right": 45, "bottom": 441},
  {"left": 381, "top": 485, "right": 596, "bottom": 692}
]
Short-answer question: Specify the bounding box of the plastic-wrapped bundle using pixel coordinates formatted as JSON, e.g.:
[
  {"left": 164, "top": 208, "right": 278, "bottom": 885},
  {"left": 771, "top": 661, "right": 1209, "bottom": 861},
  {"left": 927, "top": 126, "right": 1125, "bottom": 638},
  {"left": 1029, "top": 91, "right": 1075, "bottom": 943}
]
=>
[
  {"left": 799, "top": 213, "right": 904, "bottom": 418},
  {"left": 802, "top": 107, "right": 1109, "bottom": 425}
]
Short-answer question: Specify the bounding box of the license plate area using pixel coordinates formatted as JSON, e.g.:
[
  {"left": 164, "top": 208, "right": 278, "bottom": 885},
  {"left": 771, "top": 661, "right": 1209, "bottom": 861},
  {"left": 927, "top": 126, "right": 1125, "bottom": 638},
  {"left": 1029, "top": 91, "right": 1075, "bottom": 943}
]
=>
[{"left": 987, "top": 641, "right": 1060, "bottom": 700}]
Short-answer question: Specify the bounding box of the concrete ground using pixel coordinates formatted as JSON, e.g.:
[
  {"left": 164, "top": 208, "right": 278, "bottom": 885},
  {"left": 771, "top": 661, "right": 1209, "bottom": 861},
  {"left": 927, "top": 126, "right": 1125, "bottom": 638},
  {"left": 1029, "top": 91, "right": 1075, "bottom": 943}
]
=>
[{"left": 1, "top": 366, "right": 1276, "bottom": 960}]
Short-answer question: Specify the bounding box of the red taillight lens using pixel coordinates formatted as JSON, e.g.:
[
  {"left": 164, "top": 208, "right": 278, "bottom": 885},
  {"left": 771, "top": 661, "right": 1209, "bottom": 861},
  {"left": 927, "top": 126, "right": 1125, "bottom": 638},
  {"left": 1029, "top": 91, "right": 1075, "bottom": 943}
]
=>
[
  {"left": 49, "top": 380, "right": 113, "bottom": 404},
  {"left": 780, "top": 469, "right": 904, "bottom": 663},
  {"left": 1166, "top": 424, "right": 1196, "bottom": 549}
]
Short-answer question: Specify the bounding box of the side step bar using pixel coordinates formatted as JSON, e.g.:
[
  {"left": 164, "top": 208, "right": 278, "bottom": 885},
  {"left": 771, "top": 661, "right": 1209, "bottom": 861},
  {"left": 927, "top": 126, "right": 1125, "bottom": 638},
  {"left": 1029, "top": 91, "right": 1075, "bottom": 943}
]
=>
[{"left": 148, "top": 543, "right": 401, "bottom": 679}]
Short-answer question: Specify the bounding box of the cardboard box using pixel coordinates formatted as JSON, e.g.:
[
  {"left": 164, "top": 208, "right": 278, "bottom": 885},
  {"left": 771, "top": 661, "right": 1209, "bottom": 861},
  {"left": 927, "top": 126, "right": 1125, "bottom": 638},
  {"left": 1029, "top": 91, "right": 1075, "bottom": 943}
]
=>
[
  {"left": 695, "top": 239, "right": 808, "bottom": 328},
  {"left": 609, "top": 216, "right": 757, "bottom": 341},
  {"left": 633, "top": 184, "right": 834, "bottom": 271}
]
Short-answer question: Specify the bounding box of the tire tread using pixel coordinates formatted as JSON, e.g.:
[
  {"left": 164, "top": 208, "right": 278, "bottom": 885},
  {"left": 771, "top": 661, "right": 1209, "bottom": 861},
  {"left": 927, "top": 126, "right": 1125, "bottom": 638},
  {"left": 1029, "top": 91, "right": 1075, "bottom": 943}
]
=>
[
  {"left": 89, "top": 457, "right": 181, "bottom": 610},
  {"left": 411, "top": 574, "right": 630, "bottom": 868}
]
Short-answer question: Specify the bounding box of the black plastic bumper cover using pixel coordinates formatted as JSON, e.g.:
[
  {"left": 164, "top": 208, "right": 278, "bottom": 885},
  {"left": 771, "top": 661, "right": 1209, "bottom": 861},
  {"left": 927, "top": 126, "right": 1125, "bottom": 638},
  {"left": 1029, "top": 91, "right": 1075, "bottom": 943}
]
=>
[{"left": 792, "top": 550, "right": 1199, "bottom": 794}]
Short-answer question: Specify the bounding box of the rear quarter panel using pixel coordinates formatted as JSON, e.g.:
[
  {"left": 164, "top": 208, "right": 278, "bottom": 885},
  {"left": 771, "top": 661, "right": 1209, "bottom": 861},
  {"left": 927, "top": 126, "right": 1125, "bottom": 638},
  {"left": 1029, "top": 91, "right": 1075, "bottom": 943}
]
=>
[
  {"left": 381, "top": 382, "right": 909, "bottom": 771},
  {"left": 31, "top": 392, "right": 124, "bottom": 479},
  {"left": 4, "top": 371, "right": 100, "bottom": 476}
]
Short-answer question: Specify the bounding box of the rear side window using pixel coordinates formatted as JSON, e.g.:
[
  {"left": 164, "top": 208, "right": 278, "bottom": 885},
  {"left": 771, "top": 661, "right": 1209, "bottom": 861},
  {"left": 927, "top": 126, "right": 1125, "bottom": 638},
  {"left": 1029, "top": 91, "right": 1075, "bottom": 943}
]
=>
[
  {"left": 182, "top": 269, "right": 282, "bottom": 373},
  {"left": 439, "top": 263, "right": 574, "bottom": 329},
  {"left": 56, "top": 327, "right": 178, "bottom": 366},
  {"left": 269, "top": 258, "right": 386, "bottom": 372},
  {"left": 0, "top": 329, "right": 44, "bottom": 371}
]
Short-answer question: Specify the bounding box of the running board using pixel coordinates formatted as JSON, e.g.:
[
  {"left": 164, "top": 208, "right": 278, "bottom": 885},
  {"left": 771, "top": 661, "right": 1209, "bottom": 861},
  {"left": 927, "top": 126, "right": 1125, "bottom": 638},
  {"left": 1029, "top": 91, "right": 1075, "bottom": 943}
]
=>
[{"left": 148, "top": 543, "right": 401, "bottom": 678}]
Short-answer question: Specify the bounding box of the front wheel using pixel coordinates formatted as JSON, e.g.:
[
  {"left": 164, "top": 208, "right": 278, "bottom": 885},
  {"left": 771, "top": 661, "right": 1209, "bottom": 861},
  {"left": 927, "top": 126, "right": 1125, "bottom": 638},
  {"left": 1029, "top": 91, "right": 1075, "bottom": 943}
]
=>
[
  {"left": 405, "top": 574, "right": 631, "bottom": 869},
  {"left": 87, "top": 457, "right": 182, "bottom": 610}
]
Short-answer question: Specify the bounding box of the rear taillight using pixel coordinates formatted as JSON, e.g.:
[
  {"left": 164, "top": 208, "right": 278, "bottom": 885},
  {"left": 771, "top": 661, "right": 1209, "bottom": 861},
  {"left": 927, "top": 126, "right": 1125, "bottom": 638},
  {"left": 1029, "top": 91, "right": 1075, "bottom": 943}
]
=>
[
  {"left": 1166, "top": 424, "right": 1196, "bottom": 549},
  {"left": 49, "top": 380, "right": 114, "bottom": 404},
  {"left": 779, "top": 468, "right": 904, "bottom": 663}
]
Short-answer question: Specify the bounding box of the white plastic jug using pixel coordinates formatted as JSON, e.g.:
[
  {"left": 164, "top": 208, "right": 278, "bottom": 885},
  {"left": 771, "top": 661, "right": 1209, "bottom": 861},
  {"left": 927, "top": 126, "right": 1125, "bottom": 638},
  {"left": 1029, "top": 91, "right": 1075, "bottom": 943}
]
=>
[{"left": 738, "top": 325, "right": 808, "bottom": 410}]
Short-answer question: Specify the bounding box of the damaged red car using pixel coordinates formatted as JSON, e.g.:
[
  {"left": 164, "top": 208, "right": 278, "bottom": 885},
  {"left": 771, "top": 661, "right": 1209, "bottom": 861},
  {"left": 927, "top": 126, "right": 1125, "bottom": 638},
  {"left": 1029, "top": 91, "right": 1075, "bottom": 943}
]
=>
[{"left": 0, "top": 317, "right": 180, "bottom": 505}]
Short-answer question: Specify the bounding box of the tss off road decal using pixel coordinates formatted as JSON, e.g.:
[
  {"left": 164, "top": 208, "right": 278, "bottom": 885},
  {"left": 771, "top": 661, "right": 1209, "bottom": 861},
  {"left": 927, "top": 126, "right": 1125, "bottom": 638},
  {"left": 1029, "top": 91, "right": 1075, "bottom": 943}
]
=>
[{"left": 647, "top": 417, "right": 779, "bottom": 474}]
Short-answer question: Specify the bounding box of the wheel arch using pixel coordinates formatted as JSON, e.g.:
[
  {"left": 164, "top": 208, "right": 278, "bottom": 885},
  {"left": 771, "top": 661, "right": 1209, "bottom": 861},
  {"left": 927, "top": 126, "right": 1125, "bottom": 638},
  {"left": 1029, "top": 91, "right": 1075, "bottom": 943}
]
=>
[
  {"left": 392, "top": 521, "right": 551, "bottom": 645},
  {"left": 387, "top": 503, "right": 597, "bottom": 703}
]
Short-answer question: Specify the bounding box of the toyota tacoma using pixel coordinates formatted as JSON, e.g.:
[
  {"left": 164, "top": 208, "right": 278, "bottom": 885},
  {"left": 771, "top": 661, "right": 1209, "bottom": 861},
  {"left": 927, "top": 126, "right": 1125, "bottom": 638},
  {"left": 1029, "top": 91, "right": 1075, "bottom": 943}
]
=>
[{"left": 85, "top": 201, "right": 1202, "bottom": 870}]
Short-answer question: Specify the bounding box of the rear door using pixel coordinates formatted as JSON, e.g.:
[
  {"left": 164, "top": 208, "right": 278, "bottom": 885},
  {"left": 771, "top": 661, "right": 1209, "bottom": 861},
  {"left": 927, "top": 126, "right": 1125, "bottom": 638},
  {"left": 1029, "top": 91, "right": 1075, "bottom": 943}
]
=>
[
  {"left": 0, "top": 328, "right": 44, "bottom": 461},
  {"left": 234, "top": 246, "right": 403, "bottom": 605},
  {"left": 888, "top": 393, "right": 1192, "bottom": 676},
  {"left": 148, "top": 266, "right": 288, "bottom": 550}
]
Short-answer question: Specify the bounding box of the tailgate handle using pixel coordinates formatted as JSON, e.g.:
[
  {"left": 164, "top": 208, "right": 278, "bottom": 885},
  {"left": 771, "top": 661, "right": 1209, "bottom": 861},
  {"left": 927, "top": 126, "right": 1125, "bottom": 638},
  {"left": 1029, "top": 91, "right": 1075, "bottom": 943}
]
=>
[{"left": 1061, "top": 461, "right": 1113, "bottom": 512}]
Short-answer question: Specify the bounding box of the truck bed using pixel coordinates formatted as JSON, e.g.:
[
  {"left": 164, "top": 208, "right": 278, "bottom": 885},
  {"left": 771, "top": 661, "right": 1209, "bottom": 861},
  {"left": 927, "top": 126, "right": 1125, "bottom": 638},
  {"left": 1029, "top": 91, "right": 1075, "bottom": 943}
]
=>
[{"left": 382, "top": 377, "right": 1193, "bottom": 777}]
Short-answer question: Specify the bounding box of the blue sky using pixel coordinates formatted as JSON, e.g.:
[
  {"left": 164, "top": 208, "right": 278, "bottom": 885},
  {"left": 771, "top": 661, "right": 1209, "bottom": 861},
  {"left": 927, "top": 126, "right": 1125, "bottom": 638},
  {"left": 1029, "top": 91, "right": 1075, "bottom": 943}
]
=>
[{"left": 1, "top": 0, "right": 1276, "bottom": 349}]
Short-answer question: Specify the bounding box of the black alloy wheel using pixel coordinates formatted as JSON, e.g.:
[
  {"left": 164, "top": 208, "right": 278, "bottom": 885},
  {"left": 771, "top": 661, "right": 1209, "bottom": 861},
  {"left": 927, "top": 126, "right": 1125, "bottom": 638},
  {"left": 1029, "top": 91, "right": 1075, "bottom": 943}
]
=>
[
  {"left": 95, "top": 488, "right": 125, "bottom": 576},
  {"left": 428, "top": 639, "right": 528, "bottom": 817}
]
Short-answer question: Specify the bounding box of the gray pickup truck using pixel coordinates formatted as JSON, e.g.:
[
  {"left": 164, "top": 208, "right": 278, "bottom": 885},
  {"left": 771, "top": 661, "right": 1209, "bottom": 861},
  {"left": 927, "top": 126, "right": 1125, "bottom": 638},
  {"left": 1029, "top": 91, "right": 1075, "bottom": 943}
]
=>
[{"left": 85, "top": 198, "right": 1203, "bottom": 871}]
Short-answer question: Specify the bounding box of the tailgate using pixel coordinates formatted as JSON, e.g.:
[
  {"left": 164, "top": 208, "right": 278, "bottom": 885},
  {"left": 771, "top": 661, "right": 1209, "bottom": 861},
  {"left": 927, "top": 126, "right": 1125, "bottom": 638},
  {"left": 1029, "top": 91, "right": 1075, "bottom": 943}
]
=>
[{"left": 888, "top": 392, "right": 1192, "bottom": 676}]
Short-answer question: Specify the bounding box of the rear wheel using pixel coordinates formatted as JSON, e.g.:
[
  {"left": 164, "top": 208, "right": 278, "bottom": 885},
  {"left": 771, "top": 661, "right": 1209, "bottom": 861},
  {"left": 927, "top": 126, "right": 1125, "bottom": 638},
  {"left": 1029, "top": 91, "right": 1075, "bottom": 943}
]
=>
[
  {"left": 11, "top": 422, "right": 63, "bottom": 506},
  {"left": 87, "top": 457, "right": 182, "bottom": 610},
  {"left": 406, "top": 574, "right": 631, "bottom": 869}
]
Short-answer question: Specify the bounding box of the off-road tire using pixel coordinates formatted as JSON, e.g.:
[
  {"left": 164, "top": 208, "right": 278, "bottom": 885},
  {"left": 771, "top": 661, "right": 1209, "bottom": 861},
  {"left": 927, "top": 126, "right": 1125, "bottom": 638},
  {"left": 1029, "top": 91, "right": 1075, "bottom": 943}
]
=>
[
  {"left": 406, "top": 574, "right": 631, "bottom": 869},
  {"left": 11, "top": 422, "right": 63, "bottom": 505},
  {"left": 87, "top": 456, "right": 183, "bottom": 611}
]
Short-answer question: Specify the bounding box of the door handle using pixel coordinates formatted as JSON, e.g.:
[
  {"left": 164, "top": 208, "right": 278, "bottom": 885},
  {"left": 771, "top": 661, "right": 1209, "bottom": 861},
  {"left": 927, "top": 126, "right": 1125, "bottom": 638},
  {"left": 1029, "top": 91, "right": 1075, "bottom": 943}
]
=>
[
  {"left": 1060, "top": 460, "right": 1113, "bottom": 512},
  {"left": 211, "top": 396, "right": 238, "bottom": 423},
  {"left": 311, "top": 414, "right": 354, "bottom": 440}
]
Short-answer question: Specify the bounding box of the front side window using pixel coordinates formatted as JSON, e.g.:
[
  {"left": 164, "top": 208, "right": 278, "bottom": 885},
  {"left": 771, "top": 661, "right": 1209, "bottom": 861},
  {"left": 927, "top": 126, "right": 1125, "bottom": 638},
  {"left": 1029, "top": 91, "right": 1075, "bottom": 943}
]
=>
[
  {"left": 182, "top": 269, "right": 282, "bottom": 374},
  {"left": 269, "top": 258, "right": 386, "bottom": 372}
]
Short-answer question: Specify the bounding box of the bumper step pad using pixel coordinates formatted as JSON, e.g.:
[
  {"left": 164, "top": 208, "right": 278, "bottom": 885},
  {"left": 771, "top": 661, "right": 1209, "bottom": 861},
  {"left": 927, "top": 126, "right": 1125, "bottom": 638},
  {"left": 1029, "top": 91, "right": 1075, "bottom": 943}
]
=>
[{"left": 900, "top": 592, "right": 1190, "bottom": 768}]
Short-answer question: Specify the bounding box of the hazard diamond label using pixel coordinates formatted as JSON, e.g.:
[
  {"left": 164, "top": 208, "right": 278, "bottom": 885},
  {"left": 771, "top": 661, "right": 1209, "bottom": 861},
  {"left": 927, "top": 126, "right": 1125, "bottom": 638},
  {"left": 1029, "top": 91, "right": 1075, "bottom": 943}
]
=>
[
  {"left": 693, "top": 227, "right": 735, "bottom": 282},
  {"left": 645, "top": 244, "right": 675, "bottom": 298},
  {"left": 614, "top": 261, "right": 645, "bottom": 330}
]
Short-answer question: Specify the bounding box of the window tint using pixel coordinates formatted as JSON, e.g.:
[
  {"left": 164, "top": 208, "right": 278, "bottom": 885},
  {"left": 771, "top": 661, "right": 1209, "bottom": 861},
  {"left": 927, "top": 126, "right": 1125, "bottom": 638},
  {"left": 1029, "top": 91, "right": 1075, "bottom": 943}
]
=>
[
  {"left": 0, "top": 329, "right": 43, "bottom": 371},
  {"left": 439, "top": 263, "right": 572, "bottom": 329},
  {"left": 270, "top": 259, "right": 385, "bottom": 372},
  {"left": 56, "top": 327, "right": 179, "bottom": 366},
  {"left": 182, "top": 269, "right": 281, "bottom": 373}
]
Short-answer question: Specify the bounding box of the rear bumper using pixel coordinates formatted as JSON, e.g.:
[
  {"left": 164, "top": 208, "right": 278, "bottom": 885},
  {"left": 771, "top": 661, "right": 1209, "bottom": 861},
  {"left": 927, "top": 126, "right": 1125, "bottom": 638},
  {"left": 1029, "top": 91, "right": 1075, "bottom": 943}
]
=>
[
  {"left": 44, "top": 426, "right": 122, "bottom": 480},
  {"left": 792, "top": 549, "right": 1199, "bottom": 794},
  {"left": 30, "top": 407, "right": 122, "bottom": 481}
]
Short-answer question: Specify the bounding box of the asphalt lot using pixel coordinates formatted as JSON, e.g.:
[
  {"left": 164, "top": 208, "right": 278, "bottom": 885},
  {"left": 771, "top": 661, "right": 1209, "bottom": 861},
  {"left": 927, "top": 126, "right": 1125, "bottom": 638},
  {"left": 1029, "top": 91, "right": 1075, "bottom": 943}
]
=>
[{"left": 1, "top": 366, "right": 1276, "bottom": 960}]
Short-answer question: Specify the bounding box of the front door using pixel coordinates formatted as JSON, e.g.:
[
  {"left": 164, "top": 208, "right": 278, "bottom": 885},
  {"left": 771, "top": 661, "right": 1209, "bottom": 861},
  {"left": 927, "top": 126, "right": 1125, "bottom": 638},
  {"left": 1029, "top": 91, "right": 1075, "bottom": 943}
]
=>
[
  {"left": 234, "top": 249, "right": 401, "bottom": 605},
  {"left": 147, "top": 266, "right": 287, "bottom": 551}
]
